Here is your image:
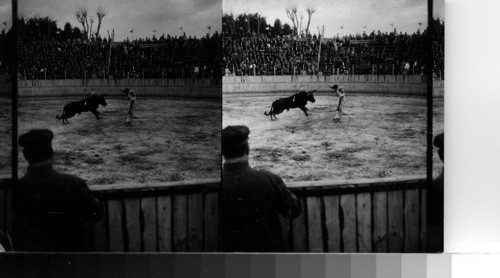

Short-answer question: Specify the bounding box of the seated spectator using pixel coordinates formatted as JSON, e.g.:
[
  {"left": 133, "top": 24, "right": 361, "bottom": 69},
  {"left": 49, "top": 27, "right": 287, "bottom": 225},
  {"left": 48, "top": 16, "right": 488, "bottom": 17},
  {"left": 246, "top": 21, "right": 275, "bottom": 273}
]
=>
[
  {"left": 221, "top": 125, "right": 302, "bottom": 252},
  {"left": 12, "top": 129, "right": 104, "bottom": 252}
]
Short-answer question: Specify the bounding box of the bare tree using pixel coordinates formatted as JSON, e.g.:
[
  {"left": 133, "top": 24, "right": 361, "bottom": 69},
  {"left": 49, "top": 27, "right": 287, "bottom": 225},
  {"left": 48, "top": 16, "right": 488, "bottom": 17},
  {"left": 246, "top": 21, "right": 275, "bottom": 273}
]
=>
[
  {"left": 89, "top": 17, "right": 95, "bottom": 39},
  {"left": 299, "top": 13, "right": 304, "bottom": 37},
  {"left": 95, "top": 5, "right": 107, "bottom": 39},
  {"left": 286, "top": 4, "right": 298, "bottom": 37},
  {"left": 305, "top": 6, "right": 316, "bottom": 36},
  {"left": 76, "top": 6, "right": 90, "bottom": 39}
]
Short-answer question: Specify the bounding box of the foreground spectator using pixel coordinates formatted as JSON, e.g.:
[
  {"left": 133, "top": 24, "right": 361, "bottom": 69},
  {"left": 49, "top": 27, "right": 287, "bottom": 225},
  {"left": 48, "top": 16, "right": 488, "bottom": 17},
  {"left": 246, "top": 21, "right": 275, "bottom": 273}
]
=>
[
  {"left": 428, "top": 132, "right": 444, "bottom": 252},
  {"left": 12, "top": 129, "right": 104, "bottom": 252},
  {"left": 221, "top": 125, "right": 302, "bottom": 252}
]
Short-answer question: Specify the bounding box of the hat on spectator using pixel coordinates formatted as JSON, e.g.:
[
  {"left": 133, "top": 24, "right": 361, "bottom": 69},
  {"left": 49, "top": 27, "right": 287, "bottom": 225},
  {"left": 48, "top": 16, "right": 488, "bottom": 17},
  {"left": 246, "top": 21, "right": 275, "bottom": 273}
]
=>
[
  {"left": 222, "top": 125, "right": 250, "bottom": 159},
  {"left": 18, "top": 129, "right": 54, "bottom": 163}
]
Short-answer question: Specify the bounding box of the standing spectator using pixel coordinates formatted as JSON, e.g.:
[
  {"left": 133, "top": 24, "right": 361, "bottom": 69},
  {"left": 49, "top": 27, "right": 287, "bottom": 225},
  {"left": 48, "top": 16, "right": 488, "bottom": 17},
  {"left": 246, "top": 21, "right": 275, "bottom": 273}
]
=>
[
  {"left": 12, "top": 129, "right": 104, "bottom": 252},
  {"left": 122, "top": 88, "right": 137, "bottom": 126},
  {"left": 221, "top": 125, "right": 302, "bottom": 252},
  {"left": 428, "top": 133, "right": 444, "bottom": 252}
]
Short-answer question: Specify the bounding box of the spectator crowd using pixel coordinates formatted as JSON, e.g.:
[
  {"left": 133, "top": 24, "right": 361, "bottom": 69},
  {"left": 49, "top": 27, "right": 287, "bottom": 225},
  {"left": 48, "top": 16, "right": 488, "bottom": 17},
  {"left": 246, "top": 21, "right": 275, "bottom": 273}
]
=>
[
  {"left": 18, "top": 33, "right": 221, "bottom": 80},
  {"left": 223, "top": 25, "right": 444, "bottom": 78}
]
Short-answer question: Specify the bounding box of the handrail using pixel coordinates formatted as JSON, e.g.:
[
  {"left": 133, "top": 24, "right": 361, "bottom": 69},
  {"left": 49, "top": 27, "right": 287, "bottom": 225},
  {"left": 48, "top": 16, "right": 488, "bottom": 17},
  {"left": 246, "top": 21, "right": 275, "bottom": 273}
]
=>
[{"left": 84, "top": 175, "right": 426, "bottom": 197}]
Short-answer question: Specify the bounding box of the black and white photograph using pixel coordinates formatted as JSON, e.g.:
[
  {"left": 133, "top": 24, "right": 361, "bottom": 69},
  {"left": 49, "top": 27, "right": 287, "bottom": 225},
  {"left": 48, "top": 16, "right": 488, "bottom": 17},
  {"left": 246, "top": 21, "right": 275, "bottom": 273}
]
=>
[
  {"left": 2, "top": 0, "right": 222, "bottom": 252},
  {"left": 222, "top": 0, "right": 444, "bottom": 252},
  {"left": 0, "top": 0, "right": 13, "bottom": 253}
]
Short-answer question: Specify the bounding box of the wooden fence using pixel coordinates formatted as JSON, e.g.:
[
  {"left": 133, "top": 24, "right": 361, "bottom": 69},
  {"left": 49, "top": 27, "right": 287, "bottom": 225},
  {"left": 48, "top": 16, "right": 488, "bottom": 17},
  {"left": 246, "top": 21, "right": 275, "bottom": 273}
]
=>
[
  {"left": 82, "top": 175, "right": 427, "bottom": 253},
  {"left": 0, "top": 176, "right": 427, "bottom": 252}
]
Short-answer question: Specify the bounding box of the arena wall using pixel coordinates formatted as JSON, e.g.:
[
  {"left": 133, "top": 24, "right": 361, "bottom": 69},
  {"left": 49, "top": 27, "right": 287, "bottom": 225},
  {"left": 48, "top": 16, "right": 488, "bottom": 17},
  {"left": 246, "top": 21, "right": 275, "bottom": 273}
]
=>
[
  {"left": 18, "top": 78, "right": 221, "bottom": 99},
  {"left": 223, "top": 75, "right": 444, "bottom": 97}
]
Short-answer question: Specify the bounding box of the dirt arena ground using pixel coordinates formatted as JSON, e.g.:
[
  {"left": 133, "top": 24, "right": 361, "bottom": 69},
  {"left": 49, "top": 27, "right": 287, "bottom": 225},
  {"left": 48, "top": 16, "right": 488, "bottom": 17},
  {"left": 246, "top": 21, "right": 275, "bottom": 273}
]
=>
[
  {"left": 12, "top": 96, "right": 221, "bottom": 185},
  {"left": 223, "top": 93, "right": 444, "bottom": 182}
]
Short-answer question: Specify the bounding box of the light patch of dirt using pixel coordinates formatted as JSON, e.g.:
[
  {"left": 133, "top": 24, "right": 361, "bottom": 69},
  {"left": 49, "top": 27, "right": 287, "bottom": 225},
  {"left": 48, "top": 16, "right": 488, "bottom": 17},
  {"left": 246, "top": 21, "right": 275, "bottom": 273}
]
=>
[
  {"left": 13, "top": 96, "right": 221, "bottom": 185},
  {"left": 223, "top": 93, "right": 444, "bottom": 182}
]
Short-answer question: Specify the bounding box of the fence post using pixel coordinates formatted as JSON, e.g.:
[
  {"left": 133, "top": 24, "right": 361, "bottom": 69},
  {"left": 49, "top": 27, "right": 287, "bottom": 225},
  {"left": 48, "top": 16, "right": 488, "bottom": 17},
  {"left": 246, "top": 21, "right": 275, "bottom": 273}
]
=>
[
  {"left": 274, "top": 66, "right": 276, "bottom": 76},
  {"left": 392, "top": 64, "right": 395, "bottom": 75},
  {"left": 372, "top": 64, "right": 374, "bottom": 75},
  {"left": 352, "top": 65, "right": 354, "bottom": 75}
]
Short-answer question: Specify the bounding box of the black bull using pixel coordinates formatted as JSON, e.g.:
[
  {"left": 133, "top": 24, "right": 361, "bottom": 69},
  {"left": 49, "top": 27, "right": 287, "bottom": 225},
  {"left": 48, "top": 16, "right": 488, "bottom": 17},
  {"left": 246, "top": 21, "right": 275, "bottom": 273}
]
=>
[
  {"left": 264, "top": 90, "right": 316, "bottom": 120},
  {"left": 56, "top": 94, "right": 107, "bottom": 124}
]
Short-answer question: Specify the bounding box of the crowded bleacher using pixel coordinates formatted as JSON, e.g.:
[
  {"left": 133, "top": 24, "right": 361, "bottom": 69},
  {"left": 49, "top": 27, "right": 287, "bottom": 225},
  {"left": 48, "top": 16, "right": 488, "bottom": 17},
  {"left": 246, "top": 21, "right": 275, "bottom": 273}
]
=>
[
  {"left": 0, "top": 28, "right": 13, "bottom": 77},
  {"left": 222, "top": 14, "right": 444, "bottom": 78},
  {"left": 17, "top": 17, "right": 222, "bottom": 80}
]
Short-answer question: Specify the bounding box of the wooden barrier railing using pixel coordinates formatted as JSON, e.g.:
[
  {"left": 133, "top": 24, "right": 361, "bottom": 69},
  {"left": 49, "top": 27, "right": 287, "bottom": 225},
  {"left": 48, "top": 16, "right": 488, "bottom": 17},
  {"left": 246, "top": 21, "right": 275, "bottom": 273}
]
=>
[
  {"left": 84, "top": 175, "right": 427, "bottom": 253},
  {"left": 0, "top": 176, "right": 427, "bottom": 252}
]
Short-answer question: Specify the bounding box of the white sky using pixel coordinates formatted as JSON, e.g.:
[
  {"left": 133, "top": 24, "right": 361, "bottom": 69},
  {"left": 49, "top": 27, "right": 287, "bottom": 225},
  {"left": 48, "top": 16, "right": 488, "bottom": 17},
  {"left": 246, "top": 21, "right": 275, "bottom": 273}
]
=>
[
  {"left": 16, "top": 0, "right": 221, "bottom": 41},
  {"left": 223, "top": 0, "right": 445, "bottom": 37}
]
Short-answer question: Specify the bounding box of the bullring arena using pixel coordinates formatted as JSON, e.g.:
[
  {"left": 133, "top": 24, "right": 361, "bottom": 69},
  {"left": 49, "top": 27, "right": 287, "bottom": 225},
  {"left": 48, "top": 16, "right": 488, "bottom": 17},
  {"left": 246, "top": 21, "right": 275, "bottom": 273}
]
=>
[
  {"left": 223, "top": 75, "right": 445, "bottom": 181},
  {"left": 14, "top": 79, "right": 221, "bottom": 185}
]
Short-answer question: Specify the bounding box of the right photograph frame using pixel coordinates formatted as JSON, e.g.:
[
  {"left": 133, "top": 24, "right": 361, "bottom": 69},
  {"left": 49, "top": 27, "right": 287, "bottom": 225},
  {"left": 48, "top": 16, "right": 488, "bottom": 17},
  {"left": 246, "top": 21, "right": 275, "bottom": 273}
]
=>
[{"left": 221, "top": 0, "right": 444, "bottom": 253}]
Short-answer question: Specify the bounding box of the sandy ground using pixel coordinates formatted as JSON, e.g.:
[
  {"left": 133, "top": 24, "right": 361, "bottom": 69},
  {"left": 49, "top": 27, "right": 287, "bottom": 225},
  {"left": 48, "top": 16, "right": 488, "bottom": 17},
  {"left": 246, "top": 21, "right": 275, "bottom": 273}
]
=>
[
  {"left": 12, "top": 96, "right": 221, "bottom": 185},
  {"left": 223, "top": 93, "right": 444, "bottom": 182}
]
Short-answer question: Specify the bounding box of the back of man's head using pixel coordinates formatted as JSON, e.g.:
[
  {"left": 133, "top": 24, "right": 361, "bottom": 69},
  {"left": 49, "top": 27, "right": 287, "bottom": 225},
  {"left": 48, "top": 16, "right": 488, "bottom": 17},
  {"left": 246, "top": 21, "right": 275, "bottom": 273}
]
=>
[
  {"left": 222, "top": 125, "right": 250, "bottom": 159},
  {"left": 433, "top": 133, "right": 444, "bottom": 162},
  {"left": 18, "top": 129, "right": 54, "bottom": 164}
]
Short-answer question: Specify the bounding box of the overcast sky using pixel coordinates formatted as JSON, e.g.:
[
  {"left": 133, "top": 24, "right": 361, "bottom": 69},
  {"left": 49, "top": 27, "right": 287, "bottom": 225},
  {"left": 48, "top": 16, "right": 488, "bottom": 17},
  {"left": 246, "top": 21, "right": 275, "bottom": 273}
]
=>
[
  {"left": 15, "top": 0, "right": 221, "bottom": 41},
  {"left": 224, "top": 0, "right": 445, "bottom": 38}
]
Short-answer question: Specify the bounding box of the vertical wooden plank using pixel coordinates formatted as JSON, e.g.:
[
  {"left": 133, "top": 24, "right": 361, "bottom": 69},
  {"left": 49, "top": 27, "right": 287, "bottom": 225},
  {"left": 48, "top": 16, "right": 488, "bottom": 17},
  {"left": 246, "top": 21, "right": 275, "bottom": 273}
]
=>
[
  {"left": 356, "top": 193, "right": 372, "bottom": 252},
  {"left": 420, "top": 188, "right": 427, "bottom": 252},
  {"left": 5, "top": 187, "right": 11, "bottom": 238},
  {"left": 373, "top": 191, "right": 388, "bottom": 252},
  {"left": 324, "top": 195, "right": 340, "bottom": 252},
  {"left": 280, "top": 216, "right": 291, "bottom": 252},
  {"left": 203, "top": 192, "right": 219, "bottom": 252},
  {"left": 157, "top": 195, "right": 172, "bottom": 252},
  {"left": 173, "top": 194, "right": 188, "bottom": 252},
  {"left": 388, "top": 190, "right": 404, "bottom": 252},
  {"left": 93, "top": 196, "right": 109, "bottom": 252},
  {"left": 340, "top": 194, "right": 357, "bottom": 252},
  {"left": 291, "top": 197, "right": 307, "bottom": 252},
  {"left": 108, "top": 199, "right": 125, "bottom": 252},
  {"left": 187, "top": 193, "right": 203, "bottom": 252},
  {"left": 141, "top": 195, "right": 158, "bottom": 252},
  {"left": 404, "top": 189, "right": 420, "bottom": 252},
  {"left": 0, "top": 188, "right": 6, "bottom": 236},
  {"left": 306, "top": 196, "right": 324, "bottom": 252},
  {"left": 124, "top": 198, "right": 141, "bottom": 252}
]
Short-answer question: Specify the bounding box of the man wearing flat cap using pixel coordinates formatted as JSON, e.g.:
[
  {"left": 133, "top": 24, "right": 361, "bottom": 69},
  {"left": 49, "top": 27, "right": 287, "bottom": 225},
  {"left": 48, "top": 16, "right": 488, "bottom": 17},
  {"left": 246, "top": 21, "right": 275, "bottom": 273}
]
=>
[
  {"left": 428, "top": 132, "right": 444, "bottom": 252},
  {"left": 12, "top": 129, "right": 104, "bottom": 252},
  {"left": 221, "top": 125, "right": 302, "bottom": 252},
  {"left": 122, "top": 88, "right": 137, "bottom": 126},
  {"left": 329, "top": 84, "right": 346, "bottom": 122}
]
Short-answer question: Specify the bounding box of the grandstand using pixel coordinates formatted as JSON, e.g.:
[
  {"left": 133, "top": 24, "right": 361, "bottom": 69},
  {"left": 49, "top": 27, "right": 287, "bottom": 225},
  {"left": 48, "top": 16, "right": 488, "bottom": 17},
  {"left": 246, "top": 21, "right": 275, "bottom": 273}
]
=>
[
  {"left": 223, "top": 23, "right": 444, "bottom": 78},
  {"left": 18, "top": 34, "right": 221, "bottom": 80}
]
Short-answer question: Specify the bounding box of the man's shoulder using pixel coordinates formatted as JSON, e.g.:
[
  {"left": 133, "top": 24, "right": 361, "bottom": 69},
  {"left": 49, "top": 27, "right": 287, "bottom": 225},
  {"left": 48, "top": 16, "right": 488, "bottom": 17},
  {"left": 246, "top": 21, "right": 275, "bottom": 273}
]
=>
[
  {"left": 247, "top": 168, "right": 283, "bottom": 181},
  {"left": 53, "top": 172, "right": 87, "bottom": 184}
]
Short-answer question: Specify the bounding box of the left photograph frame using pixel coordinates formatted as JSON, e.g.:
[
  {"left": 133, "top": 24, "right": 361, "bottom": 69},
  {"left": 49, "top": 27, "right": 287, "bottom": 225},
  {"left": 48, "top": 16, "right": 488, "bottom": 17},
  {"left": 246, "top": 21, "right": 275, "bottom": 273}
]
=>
[{"left": 1, "top": 0, "right": 223, "bottom": 252}]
